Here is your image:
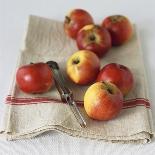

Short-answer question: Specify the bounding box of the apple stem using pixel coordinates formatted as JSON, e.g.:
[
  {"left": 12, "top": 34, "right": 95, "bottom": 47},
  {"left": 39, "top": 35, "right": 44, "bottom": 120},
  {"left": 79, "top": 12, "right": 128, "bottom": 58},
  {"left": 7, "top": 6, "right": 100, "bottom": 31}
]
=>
[
  {"left": 107, "top": 88, "right": 113, "bottom": 94},
  {"left": 89, "top": 35, "right": 96, "bottom": 41},
  {"left": 72, "top": 59, "right": 80, "bottom": 65},
  {"left": 102, "top": 81, "right": 113, "bottom": 94},
  {"left": 65, "top": 16, "right": 71, "bottom": 24},
  {"left": 110, "top": 15, "right": 124, "bottom": 23}
]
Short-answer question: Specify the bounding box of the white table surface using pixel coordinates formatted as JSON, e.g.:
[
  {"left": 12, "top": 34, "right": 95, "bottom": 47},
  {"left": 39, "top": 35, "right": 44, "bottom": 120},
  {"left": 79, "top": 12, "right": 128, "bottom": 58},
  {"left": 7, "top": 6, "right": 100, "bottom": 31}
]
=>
[{"left": 0, "top": 0, "right": 155, "bottom": 154}]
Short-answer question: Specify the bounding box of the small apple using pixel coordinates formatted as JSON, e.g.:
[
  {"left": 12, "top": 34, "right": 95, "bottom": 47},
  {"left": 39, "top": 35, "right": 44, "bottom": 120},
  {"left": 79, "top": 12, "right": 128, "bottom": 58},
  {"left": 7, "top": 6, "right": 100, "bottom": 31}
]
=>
[
  {"left": 66, "top": 50, "right": 100, "bottom": 85},
  {"left": 76, "top": 24, "right": 111, "bottom": 57},
  {"left": 84, "top": 81, "right": 123, "bottom": 120},
  {"left": 97, "top": 63, "right": 134, "bottom": 96},
  {"left": 16, "top": 62, "right": 53, "bottom": 93},
  {"left": 102, "top": 15, "right": 133, "bottom": 46},
  {"left": 64, "top": 9, "right": 94, "bottom": 39}
]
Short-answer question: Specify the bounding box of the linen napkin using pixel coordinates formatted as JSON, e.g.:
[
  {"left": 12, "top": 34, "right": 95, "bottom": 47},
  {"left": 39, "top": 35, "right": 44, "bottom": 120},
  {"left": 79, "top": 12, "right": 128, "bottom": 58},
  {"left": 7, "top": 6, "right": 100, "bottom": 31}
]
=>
[{"left": 0, "top": 15, "right": 154, "bottom": 143}]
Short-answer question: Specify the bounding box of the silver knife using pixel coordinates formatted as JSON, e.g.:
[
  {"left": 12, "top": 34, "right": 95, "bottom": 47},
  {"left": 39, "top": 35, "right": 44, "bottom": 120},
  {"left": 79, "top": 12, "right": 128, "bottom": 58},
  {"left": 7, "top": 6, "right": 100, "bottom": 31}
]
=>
[{"left": 47, "top": 61, "right": 86, "bottom": 128}]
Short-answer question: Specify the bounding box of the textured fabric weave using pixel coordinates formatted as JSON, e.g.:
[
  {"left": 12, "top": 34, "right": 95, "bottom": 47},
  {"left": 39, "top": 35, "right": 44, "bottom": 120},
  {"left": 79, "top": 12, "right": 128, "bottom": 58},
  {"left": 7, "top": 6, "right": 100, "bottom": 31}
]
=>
[{"left": 0, "top": 15, "right": 154, "bottom": 143}]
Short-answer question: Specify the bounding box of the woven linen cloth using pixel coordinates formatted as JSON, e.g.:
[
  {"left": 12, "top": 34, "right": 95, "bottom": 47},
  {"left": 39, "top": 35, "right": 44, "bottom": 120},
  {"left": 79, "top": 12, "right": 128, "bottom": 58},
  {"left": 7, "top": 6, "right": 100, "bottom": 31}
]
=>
[{"left": 0, "top": 15, "right": 154, "bottom": 143}]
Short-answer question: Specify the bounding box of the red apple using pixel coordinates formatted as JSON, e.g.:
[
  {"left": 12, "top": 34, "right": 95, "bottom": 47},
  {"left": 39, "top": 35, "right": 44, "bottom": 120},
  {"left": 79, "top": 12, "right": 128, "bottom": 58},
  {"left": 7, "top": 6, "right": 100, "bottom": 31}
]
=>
[
  {"left": 76, "top": 24, "right": 111, "bottom": 57},
  {"left": 97, "top": 63, "right": 134, "bottom": 96},
  {"left": 84, "top": 81, "right": 123, "bottom": 120},
  {"left": 66, "top": 50, "right": 100, "bottom": 85},
  {"left": 16, "top": 62, "right": 53, "bottom": 93},
  {"left": 102, "top": 15, "right": 133, "bottom": 46},
  {"left": 64, "top": 9, "right": 94, "bottom": 39}
]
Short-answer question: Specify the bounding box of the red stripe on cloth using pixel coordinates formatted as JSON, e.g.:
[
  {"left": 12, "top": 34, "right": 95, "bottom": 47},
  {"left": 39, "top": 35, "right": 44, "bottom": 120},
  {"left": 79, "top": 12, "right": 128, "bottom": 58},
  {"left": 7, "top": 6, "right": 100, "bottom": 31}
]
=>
[
  {"left": 5, "top": 95, "right": 150, "bottom": 108},
  {"left": 123, "top": 99, "right": 150, "bottom": 109},
  {"left": 5, "top": 96, "right": 83, "bottom": 107}
]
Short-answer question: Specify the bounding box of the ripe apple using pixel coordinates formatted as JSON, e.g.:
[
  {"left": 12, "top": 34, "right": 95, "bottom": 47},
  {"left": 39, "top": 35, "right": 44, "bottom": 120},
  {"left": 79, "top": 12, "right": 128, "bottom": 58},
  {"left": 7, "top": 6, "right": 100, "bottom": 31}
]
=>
[
  {"left": 102, "top": 15, "right": 133, "bottom": 46},
  {"left": 97, "top": 63, "right": 134, "bottom": 96},
  {"left": 16, "top": 62, "right": 53, "bottom": 93},
  {"left": 66, "top": 50, "right": 100, "bottom": 85},
  {"left": 76, "top": 24, "right": 111, "bottom": 57},
  {"left": 64, "top": 9, "right": 94, "bottom": 39},
  {"left": 84, "top": 81, "right": 123, "bottom": 120}
]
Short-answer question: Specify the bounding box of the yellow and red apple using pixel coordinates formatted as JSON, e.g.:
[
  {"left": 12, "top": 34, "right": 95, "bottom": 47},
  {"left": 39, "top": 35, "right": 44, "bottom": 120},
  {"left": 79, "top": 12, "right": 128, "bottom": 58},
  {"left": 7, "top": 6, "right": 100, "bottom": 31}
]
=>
[
  {"left": 97, "top": 63, "right": 134, "bottom": 96},
  {"left": 66, "top": 50, "right": 100, "bottom": 85},
  {"left": 64, "top": 9, "right": 94, "bottom": 39},
  {"left": 84, "top": 81, "right": 123, "bottom": 120},
  {"left": 76, "top": 24, "right": 112, "bottom": 57}
]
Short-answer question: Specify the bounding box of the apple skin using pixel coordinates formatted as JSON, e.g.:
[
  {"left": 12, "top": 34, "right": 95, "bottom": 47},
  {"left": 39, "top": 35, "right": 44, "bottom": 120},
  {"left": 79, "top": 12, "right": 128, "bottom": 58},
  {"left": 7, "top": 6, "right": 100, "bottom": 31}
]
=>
[
  {"left": 64, "top": 9, "right": 94, "bottom": 39},
  {"left": 16, "top": 62, "right": 53, "bottom": 93},
  {"left": 102, "top": 15, "right": 133, "bottom": 46},
  {"left": 66, "top": 50, "right": 100, "bottom": 85},
  {"left": 76, "top": 24, "right": 111, "bottom": 57},
  {"left": 84, "top": 81, "right": 123, "bottom": 121},
  {"left": 96, "top": 63, "right": 134, "bottom": 96}
]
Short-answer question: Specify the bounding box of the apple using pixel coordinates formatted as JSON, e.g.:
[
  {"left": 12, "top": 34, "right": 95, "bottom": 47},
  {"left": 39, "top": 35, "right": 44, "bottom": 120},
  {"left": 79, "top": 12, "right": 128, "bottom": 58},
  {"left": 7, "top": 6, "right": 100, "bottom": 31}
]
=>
[
  {"left": 76, "top": 24, "right": 111, "bottom": 57},
  {"left": 102, "top": 15, "right": 133, "bottom": 46},
  {"left": 84, "top": 81, "right": 123, "bottom": 120},
  {"left": 64, "top": 9, "right": 94, "bottom": 39},
  {"left": 66, "top": 50, "right": 100, "bottom": 85},
  {"left": 97, "top": 63, "right": 134, "bottom": 96},
  {"left": 16, "top": 62, "right": 53, "bottom": 93}
]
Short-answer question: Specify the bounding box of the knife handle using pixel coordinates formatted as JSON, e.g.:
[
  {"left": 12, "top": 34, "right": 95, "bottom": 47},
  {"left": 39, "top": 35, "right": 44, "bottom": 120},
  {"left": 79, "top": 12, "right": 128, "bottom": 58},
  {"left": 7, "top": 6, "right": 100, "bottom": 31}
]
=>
[
  {"left": 47, "top": 61, "right": 59, "bottom": 69},
  {"left": 47, "top": 61, "right": 68, "bottom": 94}
]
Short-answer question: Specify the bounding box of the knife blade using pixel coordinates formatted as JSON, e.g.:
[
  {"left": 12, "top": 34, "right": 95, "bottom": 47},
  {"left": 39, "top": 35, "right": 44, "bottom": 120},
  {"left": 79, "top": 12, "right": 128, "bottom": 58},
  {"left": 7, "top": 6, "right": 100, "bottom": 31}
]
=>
[{"left": 47, "top": 61, "right": 86, "bottom": 128}]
